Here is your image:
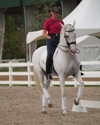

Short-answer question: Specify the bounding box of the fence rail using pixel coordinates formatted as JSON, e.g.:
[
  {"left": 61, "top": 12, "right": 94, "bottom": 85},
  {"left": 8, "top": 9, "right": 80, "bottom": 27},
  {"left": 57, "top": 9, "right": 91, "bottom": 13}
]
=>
[
  {"left": 0, "top": 61, "right": 33, "bottom": 86},
  {"left": 0, "top": 61, "right": 100, "bottom": 86}
]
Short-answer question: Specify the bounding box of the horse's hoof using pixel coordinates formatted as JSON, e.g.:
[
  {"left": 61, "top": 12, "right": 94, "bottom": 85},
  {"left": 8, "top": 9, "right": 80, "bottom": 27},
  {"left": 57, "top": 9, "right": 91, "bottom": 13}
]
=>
[
  {"left": 48, "top": 103, "right": 53, "bottom": 108},
  {"left": 74, "top": 99, "right": 79, "bottom": 105},
  {"left": 62, "top": 110, "right": 68, "bottom": 116},
  {"left": 42, "top": 111, "right": 47, "bottom": 114}
]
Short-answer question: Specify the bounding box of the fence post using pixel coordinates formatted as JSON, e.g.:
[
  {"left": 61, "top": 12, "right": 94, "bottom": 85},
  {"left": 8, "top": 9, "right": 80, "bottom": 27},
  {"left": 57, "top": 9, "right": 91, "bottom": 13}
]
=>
[
  {"left": 9, "top": 62, "right": 13, "bottom": 86},
  {"left": 27, "top": 61, "right": 32, "bottom": 86}
]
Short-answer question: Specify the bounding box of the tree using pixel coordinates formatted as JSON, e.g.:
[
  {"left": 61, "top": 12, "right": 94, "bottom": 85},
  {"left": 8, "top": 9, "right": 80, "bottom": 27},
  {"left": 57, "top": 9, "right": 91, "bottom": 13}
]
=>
[
  {"left": 3, "top": 15, "right": 26, "bottom": 59},
  {"left": 2, "top": 0, "right": 62, "bottom": 59}
]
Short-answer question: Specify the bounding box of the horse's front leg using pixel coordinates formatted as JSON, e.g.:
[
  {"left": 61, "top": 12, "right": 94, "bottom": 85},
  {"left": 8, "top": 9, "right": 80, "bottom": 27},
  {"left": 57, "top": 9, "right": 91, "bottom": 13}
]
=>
[
  {"left": 74, "top": 71, "right": 84, "bottom": 105},
  {"left": 59, "top": 76, "right": 67, "bottom": 115}
]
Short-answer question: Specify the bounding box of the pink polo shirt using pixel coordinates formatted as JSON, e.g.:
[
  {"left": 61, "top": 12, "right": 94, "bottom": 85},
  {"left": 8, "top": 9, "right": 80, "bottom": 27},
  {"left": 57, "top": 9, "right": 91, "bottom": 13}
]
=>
[{"left": 43, "top": 17, "right": 64, "bottom": 34}]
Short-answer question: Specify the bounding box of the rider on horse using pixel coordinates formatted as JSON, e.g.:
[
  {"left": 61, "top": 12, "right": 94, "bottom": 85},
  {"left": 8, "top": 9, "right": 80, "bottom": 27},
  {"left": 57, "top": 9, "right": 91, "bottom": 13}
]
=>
[{"left": 43, "top": 6, "right": 64, "bottom": 80}]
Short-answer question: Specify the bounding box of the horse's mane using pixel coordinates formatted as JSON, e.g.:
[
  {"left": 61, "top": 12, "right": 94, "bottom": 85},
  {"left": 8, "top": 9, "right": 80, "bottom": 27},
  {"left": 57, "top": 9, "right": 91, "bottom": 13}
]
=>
[{"left": 60, "top": 25, "right": 65, "bottom": 37}]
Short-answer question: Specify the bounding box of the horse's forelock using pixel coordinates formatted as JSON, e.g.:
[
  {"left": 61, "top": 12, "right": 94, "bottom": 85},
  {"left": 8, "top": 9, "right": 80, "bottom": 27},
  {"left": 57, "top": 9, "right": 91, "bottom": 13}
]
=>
[
  {"left": 66, "top": 24, "right": 74, "bottom": 31},
  {"left": 60, "top": 24, "right": 74, "bottom": 37}
]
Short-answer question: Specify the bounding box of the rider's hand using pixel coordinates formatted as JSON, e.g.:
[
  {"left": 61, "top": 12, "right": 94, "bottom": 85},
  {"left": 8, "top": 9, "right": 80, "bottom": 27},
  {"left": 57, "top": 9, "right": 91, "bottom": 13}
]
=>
[{"left": 50, "top": 37, "right": 55, "bottom": 42}]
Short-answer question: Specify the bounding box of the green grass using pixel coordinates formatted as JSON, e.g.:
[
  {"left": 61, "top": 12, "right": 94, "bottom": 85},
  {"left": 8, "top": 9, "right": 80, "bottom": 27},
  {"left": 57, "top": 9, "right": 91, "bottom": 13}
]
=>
[{"left": 0, "top": 67, "right": 33, "bottom": 72}]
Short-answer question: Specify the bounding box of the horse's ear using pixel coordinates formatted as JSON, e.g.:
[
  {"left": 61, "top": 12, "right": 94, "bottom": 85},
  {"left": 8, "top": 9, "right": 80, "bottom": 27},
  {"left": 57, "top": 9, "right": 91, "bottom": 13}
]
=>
[
  {"left": 59, "top": 22, "right": 64, "bottom": 27},
  {"left": 73, "top": 20, "right": 76, "bottom": 27}
]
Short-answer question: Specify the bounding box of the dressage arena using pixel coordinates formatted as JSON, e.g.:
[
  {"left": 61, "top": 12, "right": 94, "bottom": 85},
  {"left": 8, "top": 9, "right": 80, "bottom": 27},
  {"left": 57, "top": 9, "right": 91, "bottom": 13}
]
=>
[{"left": 0, "top": 86, "right": 100, "bottom": 125}]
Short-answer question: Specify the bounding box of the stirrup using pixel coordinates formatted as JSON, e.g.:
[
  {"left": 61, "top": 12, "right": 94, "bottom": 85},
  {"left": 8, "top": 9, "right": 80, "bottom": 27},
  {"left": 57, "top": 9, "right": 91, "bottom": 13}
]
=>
[{"left": 46, "top": 74, "right": 52, "bottom": 80}]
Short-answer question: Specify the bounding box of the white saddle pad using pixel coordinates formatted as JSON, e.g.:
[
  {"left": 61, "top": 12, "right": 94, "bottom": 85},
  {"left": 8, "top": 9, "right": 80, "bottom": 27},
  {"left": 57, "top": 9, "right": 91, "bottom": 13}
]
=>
[{"left": 40, "top": 48, "right": 58, "bottom": 73}]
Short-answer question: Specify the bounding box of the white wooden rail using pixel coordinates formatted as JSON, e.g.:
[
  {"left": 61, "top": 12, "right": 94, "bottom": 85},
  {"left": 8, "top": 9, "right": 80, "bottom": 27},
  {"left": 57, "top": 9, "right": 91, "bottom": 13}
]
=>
[
  {"left": 0, "top": 61, "right": 33, "bottom": 86},
  {"left": 0, "top": 61, "right": 100, "bottom": 86}
]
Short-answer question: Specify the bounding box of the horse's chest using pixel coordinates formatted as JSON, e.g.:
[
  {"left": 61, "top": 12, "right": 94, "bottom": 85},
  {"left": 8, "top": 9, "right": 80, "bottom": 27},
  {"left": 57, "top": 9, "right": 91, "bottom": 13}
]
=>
[
  {"left": 68, "top": 61, "right": 77, "bottom": 70},
  {"left": 68, "top": 56, "right": 80, "bottom": 72}
]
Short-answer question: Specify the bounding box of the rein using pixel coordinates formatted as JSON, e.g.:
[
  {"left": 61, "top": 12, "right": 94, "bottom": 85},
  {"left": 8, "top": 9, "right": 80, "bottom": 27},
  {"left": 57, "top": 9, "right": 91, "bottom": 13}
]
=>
[
  {"left": 58, "top": 45, "right": 69, "bottom": 52},
  {"left": 58, "top": 44, "right": 80, "bottom": 54}
]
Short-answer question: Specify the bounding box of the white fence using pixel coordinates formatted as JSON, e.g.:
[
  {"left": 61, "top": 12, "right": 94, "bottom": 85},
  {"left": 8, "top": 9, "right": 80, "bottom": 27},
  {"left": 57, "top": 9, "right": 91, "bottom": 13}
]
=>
[
  {"left": 0, "top": 61, "right": 33, "bottom": 86},
  {"left": 0, "top": 61, "right": 100, "bottom": 86}
]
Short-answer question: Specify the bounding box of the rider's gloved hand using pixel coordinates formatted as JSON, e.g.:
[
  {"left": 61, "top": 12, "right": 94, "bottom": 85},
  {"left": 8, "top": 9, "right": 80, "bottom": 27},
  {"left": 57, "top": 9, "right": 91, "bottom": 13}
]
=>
[{"left": 50, "top": 37, "right": 55, "bottom": 42}]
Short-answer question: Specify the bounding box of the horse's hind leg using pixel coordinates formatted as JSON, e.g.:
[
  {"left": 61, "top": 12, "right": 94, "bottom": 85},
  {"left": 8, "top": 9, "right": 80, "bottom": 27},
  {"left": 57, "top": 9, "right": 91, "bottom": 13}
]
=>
[
  {"left": 45, "top": 80, "right": 53, "bottom": 108},
  {"left": 74, "top": 71, "right": 84, "bottom": 105},
  {"left": 39, "top": 73, "right": 53, "bottom": 113},
  {"left": 42, "top": 93, "right": 47, "bottom": 113},
  {"left": 37, "top": 72, "right": 47, "bottom": 113}
]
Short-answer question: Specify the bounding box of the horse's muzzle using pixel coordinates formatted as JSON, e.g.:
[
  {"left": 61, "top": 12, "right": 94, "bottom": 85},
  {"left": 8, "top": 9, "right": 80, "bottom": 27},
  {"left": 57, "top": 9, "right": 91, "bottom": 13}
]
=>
[
  {"left": 71, "top": 49, "right": 76, "bottom": 54},
  {"left": 71, "top": 48, "right": 80, "bottom": 54}
]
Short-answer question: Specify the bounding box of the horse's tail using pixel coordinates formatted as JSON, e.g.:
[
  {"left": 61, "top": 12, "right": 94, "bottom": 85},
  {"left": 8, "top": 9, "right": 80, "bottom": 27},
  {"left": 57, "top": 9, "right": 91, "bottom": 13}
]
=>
[{"left": 34, "top": 68, "right": 43, "bottom": 97}]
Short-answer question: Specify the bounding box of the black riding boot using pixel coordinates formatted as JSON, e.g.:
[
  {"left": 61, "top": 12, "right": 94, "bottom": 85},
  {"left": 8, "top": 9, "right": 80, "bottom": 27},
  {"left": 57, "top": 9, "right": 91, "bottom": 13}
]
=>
[{"left": 46, "top": 57, "right": 53, "bottom": 80}]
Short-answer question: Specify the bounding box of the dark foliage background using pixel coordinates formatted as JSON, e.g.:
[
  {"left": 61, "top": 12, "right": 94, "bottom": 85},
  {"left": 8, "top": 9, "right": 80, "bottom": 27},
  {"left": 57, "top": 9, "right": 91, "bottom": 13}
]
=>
[{"left": 2, "top": 0, "right": 62, "bottom": 59}]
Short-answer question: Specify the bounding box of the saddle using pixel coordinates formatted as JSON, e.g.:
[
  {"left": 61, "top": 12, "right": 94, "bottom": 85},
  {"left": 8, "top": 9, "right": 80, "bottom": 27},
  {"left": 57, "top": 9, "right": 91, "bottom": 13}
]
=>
[{"left": 40, "top": 48, "right": 58, "bottom": 76}]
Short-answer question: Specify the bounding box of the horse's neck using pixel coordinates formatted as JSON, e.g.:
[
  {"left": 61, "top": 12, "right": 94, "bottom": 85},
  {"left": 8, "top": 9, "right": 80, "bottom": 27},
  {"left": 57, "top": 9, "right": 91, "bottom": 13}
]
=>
[{"left": 59, "top": 29, "right": 67, "bottom": 46}]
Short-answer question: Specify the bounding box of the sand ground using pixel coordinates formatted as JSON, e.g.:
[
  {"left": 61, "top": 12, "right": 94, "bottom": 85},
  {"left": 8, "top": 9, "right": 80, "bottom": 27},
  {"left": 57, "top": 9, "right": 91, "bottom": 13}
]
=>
[{"left": 0, "top": 86, "right": 100, "bottom": 125}]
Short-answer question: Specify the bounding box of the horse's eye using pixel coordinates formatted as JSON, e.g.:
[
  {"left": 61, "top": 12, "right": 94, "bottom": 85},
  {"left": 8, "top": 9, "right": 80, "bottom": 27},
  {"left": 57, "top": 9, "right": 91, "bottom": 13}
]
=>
[{"left": 64, "top": 34, "right": 68, "bottom": 38}]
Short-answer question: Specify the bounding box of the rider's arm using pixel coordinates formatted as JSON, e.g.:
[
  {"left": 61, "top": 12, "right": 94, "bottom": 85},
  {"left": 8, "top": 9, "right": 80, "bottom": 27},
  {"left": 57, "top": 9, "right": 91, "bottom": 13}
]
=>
[{"left": 43, "top": 29, "right": 51, "bottom": 40}]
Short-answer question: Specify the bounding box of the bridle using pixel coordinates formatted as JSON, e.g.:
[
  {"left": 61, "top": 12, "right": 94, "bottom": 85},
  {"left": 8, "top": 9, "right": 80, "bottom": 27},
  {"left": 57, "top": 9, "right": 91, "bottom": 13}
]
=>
[
  {"left": 58, "top": 28, "right": 80, "bottom": 54},
  {"left": 64, "top": 29, "right": 76, "bottom": 47}
]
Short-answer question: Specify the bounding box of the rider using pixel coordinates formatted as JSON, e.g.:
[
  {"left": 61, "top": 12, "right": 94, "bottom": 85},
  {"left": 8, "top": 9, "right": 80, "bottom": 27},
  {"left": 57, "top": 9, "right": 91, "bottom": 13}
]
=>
[{"left": 43, "top": 6, "right": 64, "bottom": 80}]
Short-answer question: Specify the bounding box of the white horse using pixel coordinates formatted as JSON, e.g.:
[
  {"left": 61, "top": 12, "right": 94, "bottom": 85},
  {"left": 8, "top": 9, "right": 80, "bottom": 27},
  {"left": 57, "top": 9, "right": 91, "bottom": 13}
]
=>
[{"left": 32, "top": 22, "right": 84, "bottom": 115}]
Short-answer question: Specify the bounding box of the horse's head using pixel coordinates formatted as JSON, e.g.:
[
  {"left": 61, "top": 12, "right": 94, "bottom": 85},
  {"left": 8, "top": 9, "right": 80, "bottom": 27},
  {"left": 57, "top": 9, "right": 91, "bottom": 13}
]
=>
[{"left": 60, "top": 21, "right": 76, "bottom": 54}]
